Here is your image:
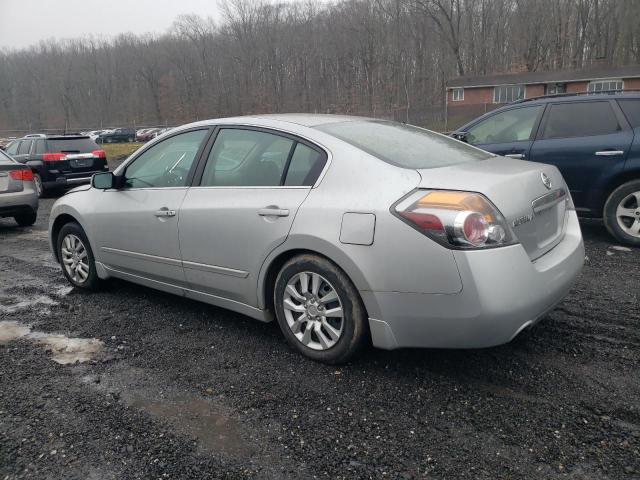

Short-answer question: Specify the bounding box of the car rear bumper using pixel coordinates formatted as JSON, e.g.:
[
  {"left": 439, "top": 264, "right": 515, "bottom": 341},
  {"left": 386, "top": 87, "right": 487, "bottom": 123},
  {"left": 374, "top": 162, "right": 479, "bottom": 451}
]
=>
[
  {"left": 0, "top": 190, "right": 39, "bottom": 218},
  {"left": 363, "top": 211, "right": 585, "bottom": 350}
]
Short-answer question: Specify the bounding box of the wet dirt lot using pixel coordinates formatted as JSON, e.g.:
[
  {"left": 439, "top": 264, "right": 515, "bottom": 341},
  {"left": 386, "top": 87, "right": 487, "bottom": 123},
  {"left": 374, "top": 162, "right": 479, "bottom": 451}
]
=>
[{"left": 1, "top": 198, "right": 639, "bottom": 479}]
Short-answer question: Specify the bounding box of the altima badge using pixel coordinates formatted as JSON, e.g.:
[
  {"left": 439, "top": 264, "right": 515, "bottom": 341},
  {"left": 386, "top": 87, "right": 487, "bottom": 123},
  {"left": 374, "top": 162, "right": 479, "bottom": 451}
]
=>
[
  {"left": 541, "top": 172, "right": 552, "bottom": 190},
  {"left": 512, "top": 214, "right": 533, "bottom": 227}
]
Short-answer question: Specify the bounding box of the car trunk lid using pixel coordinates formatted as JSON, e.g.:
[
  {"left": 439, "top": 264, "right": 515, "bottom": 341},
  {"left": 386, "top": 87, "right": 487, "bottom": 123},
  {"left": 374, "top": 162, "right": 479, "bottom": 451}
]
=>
[{"left": 416, "top": 156, "right": 569, "bottom": 260}]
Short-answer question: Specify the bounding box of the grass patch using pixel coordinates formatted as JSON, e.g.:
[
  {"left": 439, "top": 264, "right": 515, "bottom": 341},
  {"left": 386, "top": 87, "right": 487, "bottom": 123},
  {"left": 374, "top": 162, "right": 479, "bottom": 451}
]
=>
[{"left": 101, "top": 143, "right": 144, "bottom": 162}]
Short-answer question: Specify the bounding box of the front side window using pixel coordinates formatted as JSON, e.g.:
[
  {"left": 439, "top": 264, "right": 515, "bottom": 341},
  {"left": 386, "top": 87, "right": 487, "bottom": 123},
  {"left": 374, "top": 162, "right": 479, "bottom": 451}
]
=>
[
  {"left": 124, "top": 129, "right": 208, "bottom": 188},
  {"left": 493, "top": 85, "right": 525, "bottom": 103},
  {"left": 34, "top": 139, "right": 46, "bottom": 155},
  {"left": 466, "top": 106, "right": 543, "bottom": 145},
  {"left": 541, "top": 102, "right": 620, "bottom": 139},
  {"left": 452, "top": 88, "right": 464, "bottom": 102},
  {"left": 588, "top": 80, "right": 623, "bottom": 94},
  {"left": 201, "top": 129, "right": 294, "bottom": 187}
]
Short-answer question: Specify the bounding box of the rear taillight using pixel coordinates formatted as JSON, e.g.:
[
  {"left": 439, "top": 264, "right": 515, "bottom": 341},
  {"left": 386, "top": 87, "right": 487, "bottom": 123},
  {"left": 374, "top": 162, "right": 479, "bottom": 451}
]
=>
[
  {"left": 43, "top": 153, "right": 67, "bottom": 162},
  {"left": 92, "top": 149, "right": 106, "bottom": 159},
  {"left": 9, "top": 169, "right": 34, "bottom": 181},
  {"left": 394, "top": 190, "right": 516, "bottom": 249}
]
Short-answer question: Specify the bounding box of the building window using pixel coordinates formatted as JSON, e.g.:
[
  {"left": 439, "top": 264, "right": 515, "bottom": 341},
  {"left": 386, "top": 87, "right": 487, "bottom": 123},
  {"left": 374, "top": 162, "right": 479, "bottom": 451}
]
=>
[
  {"left": 493, "top": 85, "right": 525, "bottom": 104},
  {"left": 451, "top": 88, "right": 464, "bottom": 102},
  {"left": 587, "top": 79, "right": 623, "bottom": 94},
  {"left": 545, "top": 83, "right": 567, "bottom": 95}
]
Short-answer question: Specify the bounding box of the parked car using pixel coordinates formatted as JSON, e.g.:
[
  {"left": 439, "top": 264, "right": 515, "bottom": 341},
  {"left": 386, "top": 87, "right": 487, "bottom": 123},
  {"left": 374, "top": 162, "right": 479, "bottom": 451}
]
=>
[
  {"left": 49, "top": 114, "right": 584, "bottom": 363},
  {"left": 452, "top": 92, "right": 640, "bottom": 246},
  {"left": 97, "top": 128, "right": 136, "bottom": 144},
  {"left": 137, "top": 128, "right": 161, "bottom": 142},
  {"left": 5, "top": 134, "right": 109, "bottom": 197},
  {"left": 0, "top": 148, "right": 38, "bottom": 226}
]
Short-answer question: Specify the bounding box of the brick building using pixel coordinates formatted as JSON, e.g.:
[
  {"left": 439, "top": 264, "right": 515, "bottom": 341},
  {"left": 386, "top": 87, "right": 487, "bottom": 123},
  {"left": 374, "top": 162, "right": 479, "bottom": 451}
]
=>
[{"left": 445, "top": 64, "right": 640, "bottom": 130}]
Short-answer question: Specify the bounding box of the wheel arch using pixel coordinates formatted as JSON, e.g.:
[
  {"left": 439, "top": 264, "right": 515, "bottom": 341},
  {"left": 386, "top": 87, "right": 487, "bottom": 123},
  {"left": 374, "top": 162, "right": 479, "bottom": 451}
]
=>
[
  {"left": 258, "top": 239, "right": 372, "bottom": 317},
  {"left": 50, "top": 213, "right": 82, "bottom": 263}
]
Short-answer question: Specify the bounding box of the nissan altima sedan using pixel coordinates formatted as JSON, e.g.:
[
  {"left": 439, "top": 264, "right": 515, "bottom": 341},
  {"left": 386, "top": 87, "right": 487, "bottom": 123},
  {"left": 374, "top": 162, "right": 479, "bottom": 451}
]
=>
[{"left": 48, "top": 114, "right": 584, "bottom": 363}]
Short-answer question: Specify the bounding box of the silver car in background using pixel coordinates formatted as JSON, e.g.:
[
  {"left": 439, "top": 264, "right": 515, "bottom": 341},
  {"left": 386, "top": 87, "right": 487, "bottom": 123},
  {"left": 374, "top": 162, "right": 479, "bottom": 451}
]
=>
[
  {"left": 0, "top": 149, "right": 38, "bottom": 226},
  {"left": 48, "top": 114, "right": 584, "bottom": 363}
]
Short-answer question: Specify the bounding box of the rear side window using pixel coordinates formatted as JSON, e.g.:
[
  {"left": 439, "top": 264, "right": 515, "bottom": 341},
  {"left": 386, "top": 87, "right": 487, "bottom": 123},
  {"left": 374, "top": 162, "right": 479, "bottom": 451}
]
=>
[
  {"left": 618, "top": 99, "right": 640, "bottom": 128},
  {"left": 17, "top": 140, "right": 32, "bottom": 155},
  {"left": 201, "top": 129, "right": 295, "bottom": 187},
  {"left": 34, "top": 139, "right": 46, "bottom": 154},
  {"left": 316, "top": 120, "right": 490, "bottom": 169},
  {"left": 284, "top": 143, "right": 326, "bottom": 186},
  {"left": 47, "top": 137, "right": 99, "bottom": 153},
  {"left": 541, "top": 102, "right": 620, "bottom": 139}
]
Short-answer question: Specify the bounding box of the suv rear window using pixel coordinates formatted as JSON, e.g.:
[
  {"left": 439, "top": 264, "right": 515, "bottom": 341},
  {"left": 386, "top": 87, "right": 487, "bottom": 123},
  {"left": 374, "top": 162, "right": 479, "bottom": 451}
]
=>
[
  {"left": 541, "top": 101, "right": 620, "bottom": 139},
  {"left": 315, "top": 120, "right": 491, "bottom": 169},
  {"left": 618, "top": 99, "right": 640, "bottom": 128},
  {"left": 47, "top": 137, "right": 99, "bottom": 153}
]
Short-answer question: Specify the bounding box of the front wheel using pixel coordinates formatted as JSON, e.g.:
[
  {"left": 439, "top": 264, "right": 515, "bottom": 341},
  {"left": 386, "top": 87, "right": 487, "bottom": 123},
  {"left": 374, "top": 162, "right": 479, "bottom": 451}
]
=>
[
  {"left": 274, "top": 254, "right": 368, "bottom": 364},
  {"left": 57, "top": 222, "right": 101, "bottom": 290},
  {"left": 603, "top": 180, "right": 640, "bottom": 247}
]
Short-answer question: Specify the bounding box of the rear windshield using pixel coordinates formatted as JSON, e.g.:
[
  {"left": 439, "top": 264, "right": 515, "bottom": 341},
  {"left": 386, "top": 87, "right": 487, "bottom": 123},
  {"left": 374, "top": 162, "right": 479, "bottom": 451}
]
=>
[
  {"left": 47, "top": 137, "right": 99, "bottom": 153},
  {"left": 315, "top": 120, "right": 491, "bottom": 169}
]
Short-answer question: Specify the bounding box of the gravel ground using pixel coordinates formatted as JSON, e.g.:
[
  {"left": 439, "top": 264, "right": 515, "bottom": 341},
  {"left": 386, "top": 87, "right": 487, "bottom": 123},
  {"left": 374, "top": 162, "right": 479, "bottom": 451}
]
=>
[{"left": 0, "top": 196, "right": 639, "bottom": 480}]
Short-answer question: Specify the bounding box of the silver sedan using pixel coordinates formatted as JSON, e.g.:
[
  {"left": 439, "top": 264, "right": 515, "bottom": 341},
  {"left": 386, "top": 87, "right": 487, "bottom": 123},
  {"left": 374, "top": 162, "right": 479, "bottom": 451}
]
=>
[{"left": 48, "top": 115, "right": 584, "bottom": 363}]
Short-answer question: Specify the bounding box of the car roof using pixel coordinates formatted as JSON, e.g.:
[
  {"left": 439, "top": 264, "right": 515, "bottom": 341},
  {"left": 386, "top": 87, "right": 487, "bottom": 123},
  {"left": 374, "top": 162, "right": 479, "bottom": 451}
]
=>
[
  {"left": 192, "top": 113, "right": 376, "bottom": 128},
  {"left": 511, "top": 91, "right": 640, "bottom": 106}
]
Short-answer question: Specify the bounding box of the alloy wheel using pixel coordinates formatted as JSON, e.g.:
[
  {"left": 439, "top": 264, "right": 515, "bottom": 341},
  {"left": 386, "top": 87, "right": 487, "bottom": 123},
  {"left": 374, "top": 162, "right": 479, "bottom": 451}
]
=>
[
  {"left": 33, "top": 174, "right": 43, "bottom": 197},
  {"left": 61, "top": 234, "right": 90, "bottom": 284},
  {"left": 282, "top": 271, "right": 344, "bottom": 351},
  {"left": 616, "top": 191, "right": 640, "bottom": 238}
]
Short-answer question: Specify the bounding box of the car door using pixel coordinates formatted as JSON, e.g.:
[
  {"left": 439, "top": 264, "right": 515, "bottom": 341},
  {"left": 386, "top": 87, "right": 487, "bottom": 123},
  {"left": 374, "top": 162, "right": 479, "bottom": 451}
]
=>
[
  {"left": 529, "top": 100, "right": 633, "bottom": 213},
  {"left": 91, "top": 128, "right": 211, "bottom": 289},
  {"left": 179, "top": 127, "right": 328, "bottom": 308},
  {"left": 463, "top": 104, "right": 545, "bottom": 159}
]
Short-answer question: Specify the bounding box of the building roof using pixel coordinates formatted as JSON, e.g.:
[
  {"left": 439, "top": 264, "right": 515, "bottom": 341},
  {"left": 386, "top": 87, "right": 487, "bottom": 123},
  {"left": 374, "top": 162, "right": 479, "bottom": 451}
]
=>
[{"left": 447, "top": 64, "right": 640, "bottom": 89}]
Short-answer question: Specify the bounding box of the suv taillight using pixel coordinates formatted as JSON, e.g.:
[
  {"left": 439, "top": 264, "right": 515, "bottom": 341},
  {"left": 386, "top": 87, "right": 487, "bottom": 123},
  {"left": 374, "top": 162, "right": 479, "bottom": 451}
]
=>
[
  {"left": 393, "top": 190, "right": 517, "bottom": 249},
  {"left": 92, "top": 149, "right": 106, "bottom": 159},
  {"left": 9, "top": 169, "right": 34, "bottom": 181},
  {"left": 43, "top": 153, "right": 67, "bottom": 162}
]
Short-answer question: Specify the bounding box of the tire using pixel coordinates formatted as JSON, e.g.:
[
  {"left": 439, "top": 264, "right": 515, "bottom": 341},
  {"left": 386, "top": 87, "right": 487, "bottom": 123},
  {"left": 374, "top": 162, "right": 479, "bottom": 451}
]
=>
[
  {"left": 273, "top": 254, "right": 368, "bottom": 364},
  {"left": 603, "top": 179, "right": 640, "bottom": 247},
  {"left": 128, "top": 136, "right": 134, "bottom": 143},
  {"left": 14, "top": 211, "right": 37, "bottom": 227},
  {"left": 106, "top": 138, "right": 113, "bottom": 144},
  {"left": 33, "top": 173, "right": 44, "bottom": 198},
  {"left": 56, "top": 222, "right": 101, "bottom": 290}
]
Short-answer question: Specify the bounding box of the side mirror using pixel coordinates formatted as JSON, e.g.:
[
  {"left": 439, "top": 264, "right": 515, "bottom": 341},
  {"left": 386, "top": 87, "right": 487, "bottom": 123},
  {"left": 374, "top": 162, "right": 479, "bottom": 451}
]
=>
[
  {"left": 452, "top": 131, "right": 469, "bottom": 142},
  {"left": 92, "top": 172, "right": 115, "bottom": 189}
]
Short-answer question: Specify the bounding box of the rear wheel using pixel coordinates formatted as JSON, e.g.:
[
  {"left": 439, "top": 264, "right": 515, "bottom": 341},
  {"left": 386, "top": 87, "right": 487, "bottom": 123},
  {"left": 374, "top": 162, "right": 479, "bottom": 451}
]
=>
[
  {"left": 604, "top": 179, "right": 640, "bottom": 247},
  {"left": 14, "top": 211, "right": 37, "bottom": 226},
  {"left": 56, "top": 222, "right": 100, "bottom": 290},
  {"left": 274, "top": 254, "right": 368, "bottom": 364},
  {"left": 128, "top": 136, "right": 134, "bottom": 142}
]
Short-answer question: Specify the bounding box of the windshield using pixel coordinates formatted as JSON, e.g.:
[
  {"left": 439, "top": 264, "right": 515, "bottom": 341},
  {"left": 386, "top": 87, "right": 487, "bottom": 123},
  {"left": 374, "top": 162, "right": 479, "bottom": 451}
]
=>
[{"left": 315, "top": 120, "right": 491, "bottom": 169}]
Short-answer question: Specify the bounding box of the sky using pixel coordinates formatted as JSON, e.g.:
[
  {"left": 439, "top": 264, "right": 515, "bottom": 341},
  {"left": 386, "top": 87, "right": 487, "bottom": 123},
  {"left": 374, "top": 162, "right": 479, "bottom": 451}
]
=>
[{"left": 0, "top": 0, "right": 287, "bottom": 50}]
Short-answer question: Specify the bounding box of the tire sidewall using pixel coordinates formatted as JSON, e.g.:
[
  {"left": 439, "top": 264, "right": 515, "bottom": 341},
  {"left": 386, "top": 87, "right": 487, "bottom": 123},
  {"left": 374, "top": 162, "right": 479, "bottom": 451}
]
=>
[
  {"left": 57, "top": 222, "right": 99, "bottom": 289},
  {"left": 603, "top": 180, "right": 640, "bottom": 247},
  {"left": 33, "top": 173, "right": 43, "bottom": 198},
  {"left": 274, "top": 255, "right": 367, "bottom": 364}
]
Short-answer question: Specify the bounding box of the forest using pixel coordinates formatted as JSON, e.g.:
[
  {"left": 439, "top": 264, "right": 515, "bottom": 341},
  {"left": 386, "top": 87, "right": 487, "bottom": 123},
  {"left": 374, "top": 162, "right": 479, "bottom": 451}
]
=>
[{"left": 1, "top": 0, "right": 639, "bottom": 133}]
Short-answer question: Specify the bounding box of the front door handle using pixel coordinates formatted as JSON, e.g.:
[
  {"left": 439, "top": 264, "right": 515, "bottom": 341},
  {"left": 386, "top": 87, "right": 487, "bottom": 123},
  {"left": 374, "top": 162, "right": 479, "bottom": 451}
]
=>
[
  {"left": 505, "top": 153, "right": 525, "bottom": 159},
  {"left": 258, "top": 207, "right": 290, "bottom": 217},
  {"left": 155, "top": 208, "right": 176, "bottom": 217},
  {"left": 595, "top": 150, "right": 624, "bottom": 156}
]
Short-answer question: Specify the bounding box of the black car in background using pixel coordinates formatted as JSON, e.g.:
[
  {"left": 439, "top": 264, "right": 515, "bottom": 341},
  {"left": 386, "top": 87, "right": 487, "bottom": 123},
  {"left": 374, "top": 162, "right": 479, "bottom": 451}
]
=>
[
  {"left": 97, "top": 127, "right": 136, "bottom": 144},
  {"left": 4, "top": 134, "right": 109, "bottom": 197}
]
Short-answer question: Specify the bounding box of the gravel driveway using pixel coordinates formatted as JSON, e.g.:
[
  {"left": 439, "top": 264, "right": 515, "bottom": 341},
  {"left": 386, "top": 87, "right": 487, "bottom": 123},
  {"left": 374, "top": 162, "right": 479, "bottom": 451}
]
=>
[{"left": 1, "top": 197, "right": 638, "bottom": 479}]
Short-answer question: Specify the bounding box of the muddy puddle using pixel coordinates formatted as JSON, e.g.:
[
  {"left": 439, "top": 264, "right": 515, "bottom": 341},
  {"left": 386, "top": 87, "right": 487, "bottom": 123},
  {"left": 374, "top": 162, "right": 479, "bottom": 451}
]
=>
[
  {"left": 87, "top": 366, "right": 257, "bottom": 459},
  {"left": 0, "top": 320, "right": 104, "bottom": 364}
]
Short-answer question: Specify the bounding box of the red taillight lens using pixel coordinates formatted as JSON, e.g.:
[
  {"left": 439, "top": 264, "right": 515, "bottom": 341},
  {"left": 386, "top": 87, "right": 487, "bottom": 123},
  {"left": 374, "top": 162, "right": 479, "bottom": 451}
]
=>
[
  {"left": 394, "top": 190, "right": 515, "bottom": 249},
  {"left": 43, "top": 153, "right": 67, "bottom": 162},
  {"left": 92, "top": 149, "right": 106, "bottom": 159},
  {"left": 9, "top": 169, "right": 34, "bottom": 181}
]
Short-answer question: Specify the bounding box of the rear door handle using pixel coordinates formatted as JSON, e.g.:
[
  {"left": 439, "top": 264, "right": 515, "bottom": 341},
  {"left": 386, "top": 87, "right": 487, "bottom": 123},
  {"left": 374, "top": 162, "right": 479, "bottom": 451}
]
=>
[
  {"left": 595, "top": 150, "right": 624, "bottom": 156},
  {"left": 155, "top": 209, "right": 176, "bottom": 217},
  {"left": 505, "top": 153, "right": 525, "bottom": 159},
  {"left": 258, "top": 207, "right": 289, "bottom": 217}
]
